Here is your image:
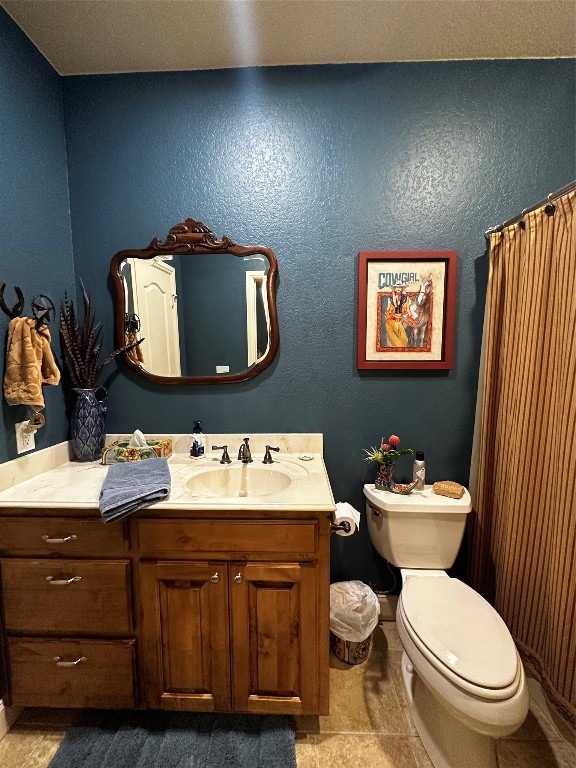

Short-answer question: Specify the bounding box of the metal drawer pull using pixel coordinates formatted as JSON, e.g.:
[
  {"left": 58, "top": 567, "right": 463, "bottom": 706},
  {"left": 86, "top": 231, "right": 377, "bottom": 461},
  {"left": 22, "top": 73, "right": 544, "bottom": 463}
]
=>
[
  {"left": 42, "top": 534, "right": 78, "bottom": 544},
  {"left": 46, "top": 576, "right": 82, "bottom": 585},
  {"left": 234, "top": 573, "right": 242, "bottom": 584},
  {"left": 210, "top": 572, "right": 220, "bottom": 583},
  {"left": 53, "top": 656, "right": 87, "bottom": 667}
]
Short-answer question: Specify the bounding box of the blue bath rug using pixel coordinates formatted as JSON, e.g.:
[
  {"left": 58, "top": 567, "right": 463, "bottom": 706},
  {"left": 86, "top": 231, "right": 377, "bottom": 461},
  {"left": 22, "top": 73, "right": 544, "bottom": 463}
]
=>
[{"left": 47, "top": 711, "right": 296, "bottom": 768}]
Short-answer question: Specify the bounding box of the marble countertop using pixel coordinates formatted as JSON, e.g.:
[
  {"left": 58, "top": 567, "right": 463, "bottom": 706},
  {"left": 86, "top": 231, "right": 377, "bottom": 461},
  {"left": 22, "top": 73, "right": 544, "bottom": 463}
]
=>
[{"left": 0, "top": 434, "right": 336, "bottom": 513}]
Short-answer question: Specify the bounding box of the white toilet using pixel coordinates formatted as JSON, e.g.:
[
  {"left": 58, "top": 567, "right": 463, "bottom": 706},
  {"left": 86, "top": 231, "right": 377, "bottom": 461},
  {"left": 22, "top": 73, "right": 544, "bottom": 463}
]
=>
[{"left": 364, "top": 484, "right": 529, "bottom": 768}]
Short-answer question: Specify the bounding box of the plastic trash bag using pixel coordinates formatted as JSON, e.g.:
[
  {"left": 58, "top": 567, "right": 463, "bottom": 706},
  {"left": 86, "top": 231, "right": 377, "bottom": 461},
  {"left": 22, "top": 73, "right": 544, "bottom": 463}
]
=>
[{"left": 329, "top": 580, "right": 380, "bottom": 642}]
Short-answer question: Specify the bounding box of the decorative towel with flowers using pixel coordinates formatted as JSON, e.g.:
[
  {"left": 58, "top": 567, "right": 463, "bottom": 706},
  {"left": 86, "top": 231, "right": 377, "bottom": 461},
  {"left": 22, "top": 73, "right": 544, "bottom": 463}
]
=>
[{"left": 364, "top": 434, "right": 416, "bottom": 494}]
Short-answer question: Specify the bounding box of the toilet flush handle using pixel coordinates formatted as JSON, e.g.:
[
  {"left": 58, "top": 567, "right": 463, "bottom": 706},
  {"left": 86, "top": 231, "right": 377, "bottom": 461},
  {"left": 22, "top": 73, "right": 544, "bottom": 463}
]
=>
[{"left": 368, "top": 502, "right": 381, "bottom": 517}]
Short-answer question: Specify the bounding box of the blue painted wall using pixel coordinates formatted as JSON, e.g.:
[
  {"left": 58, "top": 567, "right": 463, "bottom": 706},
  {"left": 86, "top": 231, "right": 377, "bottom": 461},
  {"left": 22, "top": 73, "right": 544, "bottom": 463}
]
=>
[
  {"left": 0, "top": 8, "right": 74, "bottom": 463},
  {"left": 61, "top": 61, "right": 574, "bottom": 585},
  {"left": 0, "top": 8, "right": 574, "bottom": 586}
]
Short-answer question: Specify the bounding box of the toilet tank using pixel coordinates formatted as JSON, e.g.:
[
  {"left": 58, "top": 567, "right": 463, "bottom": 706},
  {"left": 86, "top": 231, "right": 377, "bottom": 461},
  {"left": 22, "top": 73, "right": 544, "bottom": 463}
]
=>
[{"left": 364, "top": 484, "right": 472, "bottom": 569}]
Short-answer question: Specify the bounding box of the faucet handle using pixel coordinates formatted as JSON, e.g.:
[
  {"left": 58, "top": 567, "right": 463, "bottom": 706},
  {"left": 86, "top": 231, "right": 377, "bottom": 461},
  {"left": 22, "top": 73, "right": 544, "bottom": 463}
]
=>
[
  {"left": 263, "top": 445, "right": 280, "bottom": 464},
  {"left": 212, "top": 445, "right": 231, "bottom": 464}
]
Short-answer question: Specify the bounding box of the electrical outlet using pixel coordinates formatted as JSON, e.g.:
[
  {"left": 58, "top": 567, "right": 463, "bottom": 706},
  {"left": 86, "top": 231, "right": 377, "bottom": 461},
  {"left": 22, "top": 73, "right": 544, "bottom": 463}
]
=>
[{"left": 15, "top": 421, "right": 35, "bottom": 454}]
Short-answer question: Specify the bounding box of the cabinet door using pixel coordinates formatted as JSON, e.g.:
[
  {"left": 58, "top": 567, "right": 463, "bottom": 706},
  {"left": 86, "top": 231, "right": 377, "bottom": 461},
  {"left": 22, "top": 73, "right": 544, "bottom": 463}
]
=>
[
  {"left": 140, "top": 561, "right": 230, "bottom": 711},
  {"left": 230, "top": 562, "right": 318, "bottom": 714}
]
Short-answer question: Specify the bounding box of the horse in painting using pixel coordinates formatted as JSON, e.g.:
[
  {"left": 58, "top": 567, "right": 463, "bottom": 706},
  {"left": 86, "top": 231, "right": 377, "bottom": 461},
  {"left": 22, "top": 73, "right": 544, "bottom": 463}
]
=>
[{"left": 408, "top": 275, "right": 433, "bottom": 348}]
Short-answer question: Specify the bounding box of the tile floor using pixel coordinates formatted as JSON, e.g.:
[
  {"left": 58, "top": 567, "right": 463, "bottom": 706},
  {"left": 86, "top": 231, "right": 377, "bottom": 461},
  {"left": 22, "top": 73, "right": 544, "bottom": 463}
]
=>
[
  {"left": 1, "top": 622, "right": 575, "bottom": 768},
  {"left": 294, "top": 622, "right": 576, "bottom": 767}
]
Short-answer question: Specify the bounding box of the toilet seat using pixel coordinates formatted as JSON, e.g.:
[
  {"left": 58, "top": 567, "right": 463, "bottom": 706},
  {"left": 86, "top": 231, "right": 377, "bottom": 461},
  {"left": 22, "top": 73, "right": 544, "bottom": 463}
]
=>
[{"left": 399, "top": 577, "right": 521, "bottom": 700}]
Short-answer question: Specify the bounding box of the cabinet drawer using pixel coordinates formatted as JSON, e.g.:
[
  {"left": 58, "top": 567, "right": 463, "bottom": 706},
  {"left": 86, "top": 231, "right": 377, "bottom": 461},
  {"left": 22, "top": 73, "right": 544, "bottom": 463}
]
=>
[
  {"left": 8, "top": 637, "right": 136, "bottom": 709},
  {"left": 1, "top": 559, "right": 132, "bottom": 634},
  {"left": 0, "top": 517, "right": 128, "bottom": 557},
  {"left": 138, "top": 520, "right": 317, "bottom": 556}
]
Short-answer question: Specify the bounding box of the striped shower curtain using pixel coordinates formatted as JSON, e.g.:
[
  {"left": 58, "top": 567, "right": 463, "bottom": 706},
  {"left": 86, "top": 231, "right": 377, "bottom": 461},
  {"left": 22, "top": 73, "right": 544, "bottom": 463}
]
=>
[{"left": 469, "top": 189, "right": 576, "bottom": 728}]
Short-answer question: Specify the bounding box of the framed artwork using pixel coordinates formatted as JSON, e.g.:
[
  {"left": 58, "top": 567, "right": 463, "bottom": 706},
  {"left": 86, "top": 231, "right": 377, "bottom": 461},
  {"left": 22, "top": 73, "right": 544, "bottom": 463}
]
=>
[{"left": 357, "top": 250, "right": 457, "bottom": 370}]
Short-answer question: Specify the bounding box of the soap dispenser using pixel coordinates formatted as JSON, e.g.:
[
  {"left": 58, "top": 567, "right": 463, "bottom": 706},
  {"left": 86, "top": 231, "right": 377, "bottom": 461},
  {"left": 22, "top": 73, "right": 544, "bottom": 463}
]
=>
[{"left": 190, "top": 421, "right": 206, "bottom": 459}]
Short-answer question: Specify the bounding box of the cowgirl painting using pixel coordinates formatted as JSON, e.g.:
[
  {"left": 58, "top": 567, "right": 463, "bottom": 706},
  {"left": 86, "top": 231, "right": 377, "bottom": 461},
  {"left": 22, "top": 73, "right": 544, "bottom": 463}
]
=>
[{"left": 384, "top": 281, "right": 411, "bottom": 347}]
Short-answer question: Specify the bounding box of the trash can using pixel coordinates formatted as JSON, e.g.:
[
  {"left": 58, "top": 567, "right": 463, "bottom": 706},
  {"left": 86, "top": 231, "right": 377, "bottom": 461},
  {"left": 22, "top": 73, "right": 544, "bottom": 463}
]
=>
[{"left": 329, "top": 581, "right": 380, "bottom": 665}]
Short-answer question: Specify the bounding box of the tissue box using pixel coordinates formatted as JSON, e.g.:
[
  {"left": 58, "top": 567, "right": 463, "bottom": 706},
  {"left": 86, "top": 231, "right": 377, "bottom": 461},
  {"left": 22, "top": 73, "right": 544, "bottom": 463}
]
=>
[{"left": 101, "top": 438, "right": 172, "bottom": 464}]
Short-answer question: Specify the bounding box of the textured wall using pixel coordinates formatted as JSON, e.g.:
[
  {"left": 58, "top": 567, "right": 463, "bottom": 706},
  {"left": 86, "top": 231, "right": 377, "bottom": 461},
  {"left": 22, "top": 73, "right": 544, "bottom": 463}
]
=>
[
  {"left": 61, "top": 60, "right": 574, "bottom": 587},
  {"left": 0, "top": 8, "right": 74, "bottom": 463}
]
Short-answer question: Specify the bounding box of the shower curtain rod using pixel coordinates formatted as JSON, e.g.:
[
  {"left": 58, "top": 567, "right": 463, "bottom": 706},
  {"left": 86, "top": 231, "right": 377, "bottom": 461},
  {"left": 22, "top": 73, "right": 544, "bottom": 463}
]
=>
[{"left": 484, "top": 179, "right": 576, "bottom": 239}]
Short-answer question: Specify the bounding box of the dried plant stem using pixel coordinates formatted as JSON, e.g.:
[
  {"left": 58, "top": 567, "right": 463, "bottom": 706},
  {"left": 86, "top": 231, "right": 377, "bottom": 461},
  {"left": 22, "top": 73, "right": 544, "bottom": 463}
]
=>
[{"left": 60, "top": 282, "right": 142, "bottom": 389}]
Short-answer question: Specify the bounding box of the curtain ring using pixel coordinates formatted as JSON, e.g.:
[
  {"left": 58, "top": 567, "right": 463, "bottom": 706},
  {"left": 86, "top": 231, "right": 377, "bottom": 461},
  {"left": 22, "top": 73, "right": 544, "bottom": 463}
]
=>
[{"left": 518, "top": 208, "right": 529, "bottom": 230}]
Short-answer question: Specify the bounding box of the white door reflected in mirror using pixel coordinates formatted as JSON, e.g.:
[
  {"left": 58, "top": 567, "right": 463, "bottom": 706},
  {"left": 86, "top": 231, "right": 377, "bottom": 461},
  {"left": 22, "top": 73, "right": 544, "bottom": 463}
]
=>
[{"left": 123, "top": 257, "right": 181, "bottom": 377}]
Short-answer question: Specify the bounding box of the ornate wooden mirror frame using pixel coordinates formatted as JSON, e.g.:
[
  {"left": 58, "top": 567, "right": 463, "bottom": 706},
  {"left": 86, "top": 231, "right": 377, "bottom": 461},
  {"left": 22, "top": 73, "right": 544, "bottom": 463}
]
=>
[{"left": 110, "top": 218, "right": 279, "bottom": 384}]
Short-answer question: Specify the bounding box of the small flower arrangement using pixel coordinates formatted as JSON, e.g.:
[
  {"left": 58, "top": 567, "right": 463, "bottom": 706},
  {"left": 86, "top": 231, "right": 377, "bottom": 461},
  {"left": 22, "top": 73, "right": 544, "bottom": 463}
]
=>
[
  {"left": 364, "top": 434, "right": 414, "bottom": 465},
  {"left": 365, "top": 434, "right": 416, "bottom": 494}
]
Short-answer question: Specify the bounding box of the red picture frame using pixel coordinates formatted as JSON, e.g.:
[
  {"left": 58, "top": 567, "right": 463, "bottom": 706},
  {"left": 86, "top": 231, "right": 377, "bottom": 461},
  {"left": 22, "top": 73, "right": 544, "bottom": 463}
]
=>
[{"left": 357, "top": 251, "right": 457, "bottom": 370}]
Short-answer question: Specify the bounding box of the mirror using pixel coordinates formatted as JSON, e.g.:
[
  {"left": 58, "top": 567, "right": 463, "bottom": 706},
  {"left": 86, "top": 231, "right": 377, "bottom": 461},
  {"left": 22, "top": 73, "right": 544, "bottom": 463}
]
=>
[{"left": 110, "top": 218, "right": 279, "bottom": 383}]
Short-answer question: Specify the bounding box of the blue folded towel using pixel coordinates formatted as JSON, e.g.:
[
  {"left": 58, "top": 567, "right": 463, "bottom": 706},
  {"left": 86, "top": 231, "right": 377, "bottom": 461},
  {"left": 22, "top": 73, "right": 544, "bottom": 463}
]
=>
[{"left": 99, "top": 457, "right": 171, "bottom": 522}]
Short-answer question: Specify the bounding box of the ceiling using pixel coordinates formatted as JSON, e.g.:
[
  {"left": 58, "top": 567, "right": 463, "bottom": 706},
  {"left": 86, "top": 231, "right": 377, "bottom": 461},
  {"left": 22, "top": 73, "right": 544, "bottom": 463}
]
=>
[{"left": 1, "top": 0, "right": 575, "bottom": 76}]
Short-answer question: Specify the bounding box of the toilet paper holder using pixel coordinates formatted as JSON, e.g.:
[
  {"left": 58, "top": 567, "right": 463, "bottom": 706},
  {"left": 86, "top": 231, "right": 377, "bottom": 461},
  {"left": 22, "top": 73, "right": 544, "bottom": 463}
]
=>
[{"left": 330, "top": 520, "right": 351, "bottom": 535}]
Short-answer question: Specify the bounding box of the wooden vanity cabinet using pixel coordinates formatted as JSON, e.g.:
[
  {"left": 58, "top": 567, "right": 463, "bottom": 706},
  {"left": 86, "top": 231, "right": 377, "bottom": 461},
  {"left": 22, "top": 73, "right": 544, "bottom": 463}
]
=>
[
  {"left": 0, "top": 507, "right": 330, "bottom": 715},
  {"left": 136, "top": 516, "right": 327, "bottom": 715},
  {"left": 0, "top": 513, "right": 135, "bottom": 709},
  {"left": 140, "top": 559, "right": 319, "bottom": 714}
]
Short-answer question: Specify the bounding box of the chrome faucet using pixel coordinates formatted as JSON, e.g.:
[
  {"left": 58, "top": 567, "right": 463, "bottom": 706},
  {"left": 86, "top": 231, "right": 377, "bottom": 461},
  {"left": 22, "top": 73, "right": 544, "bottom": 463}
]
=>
[{"left": 237, "top": 437, "right": 253, "bottom": 463}]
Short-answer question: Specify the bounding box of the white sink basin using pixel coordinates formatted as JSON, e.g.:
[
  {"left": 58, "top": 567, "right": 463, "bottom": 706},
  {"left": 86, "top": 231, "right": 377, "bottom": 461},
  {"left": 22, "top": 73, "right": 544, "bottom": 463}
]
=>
[{"left": 185, "top": 464, "right": 294, "bottom": 498}]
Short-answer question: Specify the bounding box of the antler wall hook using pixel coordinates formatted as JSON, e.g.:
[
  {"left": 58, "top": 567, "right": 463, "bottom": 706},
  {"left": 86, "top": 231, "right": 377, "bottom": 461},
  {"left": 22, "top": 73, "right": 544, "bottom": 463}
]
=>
[{"left": 0, "top": 283, "right": 25, "bottom": 319}]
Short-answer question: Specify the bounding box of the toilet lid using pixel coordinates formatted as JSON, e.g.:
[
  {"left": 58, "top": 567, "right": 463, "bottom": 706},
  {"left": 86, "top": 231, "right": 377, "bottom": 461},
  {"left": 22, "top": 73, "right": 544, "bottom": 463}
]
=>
[{"left": 400, "top": 577, "right": 518, "bottom": 690}]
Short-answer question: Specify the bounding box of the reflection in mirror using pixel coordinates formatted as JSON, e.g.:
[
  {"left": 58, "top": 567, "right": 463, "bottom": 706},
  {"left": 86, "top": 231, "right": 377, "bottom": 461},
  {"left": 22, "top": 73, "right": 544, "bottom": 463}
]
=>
[
  {"left": 120, "top": 254, "right": 269, "bottom": 377},
  {"left": 246, "top": 269, "right": 270, "bottom": 366},
  {"left": 110, "top": 219, "right": 279, "bottom": 384}
]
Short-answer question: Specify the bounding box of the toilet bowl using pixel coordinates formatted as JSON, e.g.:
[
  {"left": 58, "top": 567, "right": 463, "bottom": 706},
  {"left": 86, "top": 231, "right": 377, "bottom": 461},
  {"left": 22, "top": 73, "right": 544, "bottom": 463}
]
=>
[{"left": 364, "top": 484, "right": 529, "bottom": 768}]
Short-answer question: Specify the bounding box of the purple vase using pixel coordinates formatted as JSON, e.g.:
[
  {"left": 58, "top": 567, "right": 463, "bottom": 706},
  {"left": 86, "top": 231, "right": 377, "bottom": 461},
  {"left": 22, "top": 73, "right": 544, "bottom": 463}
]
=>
[{"left": 71, "top": 386, "right": 107, "bottom": 462}]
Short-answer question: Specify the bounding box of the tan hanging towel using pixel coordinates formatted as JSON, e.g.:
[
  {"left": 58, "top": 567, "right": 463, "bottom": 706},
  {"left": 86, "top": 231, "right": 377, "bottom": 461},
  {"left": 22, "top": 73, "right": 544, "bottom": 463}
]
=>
[
  {"left": 125, "top": 329, "right": 145, "bottom": 364},
  {"left": 3, "top": 317, "right": 61, "bottom": 410}
]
